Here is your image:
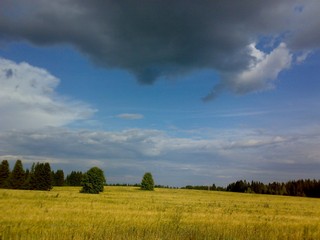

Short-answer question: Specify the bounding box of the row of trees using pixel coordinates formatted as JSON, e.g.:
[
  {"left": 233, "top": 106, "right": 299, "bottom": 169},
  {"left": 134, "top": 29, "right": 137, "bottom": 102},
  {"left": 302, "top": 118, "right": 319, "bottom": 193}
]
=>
[
  {"left": 65, "top": 171, "right": 84, "bottom": 186},
  {"left": 183, "top": 184, "right": 225, "bottom": 191},
  {"left": 226, "top": 179, "right": 320, "bottom": 197},
  {"left": 2, "top": 159, "right": 319, "bottom": 197},
  {"left": 183, "top": 180, "right": 320, "bottom": 198},
  {"left": 0, "top": 160, "right": 155, "bottom": 194},
  {"left": 0, "top": 160, "right": 106, "bottom": 193},
  {"left": 0, "top": 160, "right": 53, "bottom": 190},
  {"left": 66, "top": 170, "right": 155, "bottom": 192}
]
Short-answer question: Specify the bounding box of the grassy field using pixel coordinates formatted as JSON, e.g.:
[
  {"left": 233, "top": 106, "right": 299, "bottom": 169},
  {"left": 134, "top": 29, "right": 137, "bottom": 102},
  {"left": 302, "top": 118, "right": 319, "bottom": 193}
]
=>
[{"left": 1, "top": 186, "right": 320, "bottom": 240}]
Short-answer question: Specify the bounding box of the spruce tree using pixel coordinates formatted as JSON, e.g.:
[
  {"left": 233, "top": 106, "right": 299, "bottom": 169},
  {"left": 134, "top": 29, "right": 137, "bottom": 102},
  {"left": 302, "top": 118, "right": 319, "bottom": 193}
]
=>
[
  {"left": 66, "top": 171, "right": 83, "bottom": 186},
  {"left": 22, "top": 169, "right": 30, "bottom": 189},
  {"left": 0, "top": 160, "right": 10, "bottom": 188},
  {"left": 24, "top": 163, "right": 35, "bottom": 189},
  {"left": 29, "top": 162, "right": 53, "bottom": 190},
  {"left": 53, "top": 170, "right": 65, "bottom": 186},
  {"left": 8, "top": 160, "right": 26, "bottom": 189},
  {"left": 43, "top": 163, "right": 53, "bottom": 190},
  {"left": 141, "top": 172, "right": 155, "bottom": 191}
]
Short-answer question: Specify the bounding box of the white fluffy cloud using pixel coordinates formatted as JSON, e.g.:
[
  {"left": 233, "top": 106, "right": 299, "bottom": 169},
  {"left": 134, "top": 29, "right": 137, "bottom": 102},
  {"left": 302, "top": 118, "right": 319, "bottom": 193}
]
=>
[
  {"left": 203, "top": 42, "right": 293, "bottom": 101},
  {"left": 230, "top": 42, "right": 292, "bottom": 94},
  {"left": 0, "top": 57, "right": 96, "bottom": 130}
]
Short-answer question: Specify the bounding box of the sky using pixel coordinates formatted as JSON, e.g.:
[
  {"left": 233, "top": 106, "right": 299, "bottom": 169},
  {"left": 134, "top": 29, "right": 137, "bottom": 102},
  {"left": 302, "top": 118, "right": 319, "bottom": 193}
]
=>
[{"left": 0, "top": 0, "right": 320, "bottom": 187}]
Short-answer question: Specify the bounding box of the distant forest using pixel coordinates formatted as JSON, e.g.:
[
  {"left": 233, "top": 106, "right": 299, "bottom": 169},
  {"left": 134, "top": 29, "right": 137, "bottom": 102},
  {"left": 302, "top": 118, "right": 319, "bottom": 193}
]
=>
[
  {"left": 1, "top": 160, "right": 320, "bottom": 198},
  {"left": 184, "top": 179, "right": 320, "bottom": 198}
]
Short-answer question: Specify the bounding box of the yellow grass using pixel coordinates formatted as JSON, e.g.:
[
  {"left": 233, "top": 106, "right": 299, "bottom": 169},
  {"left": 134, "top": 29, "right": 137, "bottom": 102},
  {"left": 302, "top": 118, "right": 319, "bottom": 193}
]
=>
[{"left": 1, "top": 186, "right": 320, "bottom": 239}]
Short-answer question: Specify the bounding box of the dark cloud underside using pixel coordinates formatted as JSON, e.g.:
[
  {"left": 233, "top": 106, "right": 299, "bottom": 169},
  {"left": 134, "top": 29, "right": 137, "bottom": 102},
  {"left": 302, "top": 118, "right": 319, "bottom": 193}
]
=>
[{"left": 1, "top": 0, "right": 319, "bottom": 95}]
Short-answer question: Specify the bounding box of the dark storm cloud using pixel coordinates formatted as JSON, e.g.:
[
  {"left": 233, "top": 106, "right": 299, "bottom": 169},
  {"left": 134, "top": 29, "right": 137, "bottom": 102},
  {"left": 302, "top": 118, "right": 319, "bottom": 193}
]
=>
[{"left": 1, "top": 0, "right": 319, "bottom": 95}]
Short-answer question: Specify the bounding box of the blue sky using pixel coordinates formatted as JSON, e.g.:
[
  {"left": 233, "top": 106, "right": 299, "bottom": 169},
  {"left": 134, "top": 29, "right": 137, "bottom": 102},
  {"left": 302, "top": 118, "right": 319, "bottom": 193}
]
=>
[{"left": 1, "top": 1, "right": 320, "bottom": 186}]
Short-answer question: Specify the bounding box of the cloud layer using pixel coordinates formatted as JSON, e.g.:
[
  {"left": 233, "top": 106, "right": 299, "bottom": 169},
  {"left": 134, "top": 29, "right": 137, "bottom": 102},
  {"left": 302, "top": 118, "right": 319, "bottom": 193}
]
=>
[
  {"left": 0, "top": 57, "right": 95, "bottom": 130},
  {"left": 1, "top": 1, "right": 320, "bottom": 186},
  {"left": 1, "top": 0, "right": 319, "bottom": 98},
  {"left": 1, "top": 126, "right": 320, "bottom": 186},
  {"left": 116, "top": 113, "right": 144, "bottom": 120}
]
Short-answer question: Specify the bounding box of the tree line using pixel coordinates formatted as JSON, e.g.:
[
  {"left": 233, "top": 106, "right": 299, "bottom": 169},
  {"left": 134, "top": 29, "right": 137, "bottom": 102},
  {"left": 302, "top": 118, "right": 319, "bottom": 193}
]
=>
[
  {"left": 183, "top": 184, "right": 225, "bottom": 191},
  {"left": 0, "top": 160, "right": 155, "bottom": 193},
  {"left": 226, "top": 179, "right": 320, "bottom": 198},
  {"left": 0, "top": 160, "right": 102, "bottom": 191},
  {"left": 3, "top": 159, "right": 318, "bottom": 198},
  {"left": 183, "top": 179, "right": 320, "bottom": 198},
  {"left": 0, "top": 160, "right": 53, "bottom": 190}
]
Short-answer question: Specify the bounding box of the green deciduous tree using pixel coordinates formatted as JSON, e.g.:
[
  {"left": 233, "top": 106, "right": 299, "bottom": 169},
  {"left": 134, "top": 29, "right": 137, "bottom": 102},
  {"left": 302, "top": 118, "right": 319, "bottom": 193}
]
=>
[
  {"left": 80, "top": 167, "right": 106, "bottom": 194},
  {"left": 141, "top": 172, "right": 154, "bottom": 191}
]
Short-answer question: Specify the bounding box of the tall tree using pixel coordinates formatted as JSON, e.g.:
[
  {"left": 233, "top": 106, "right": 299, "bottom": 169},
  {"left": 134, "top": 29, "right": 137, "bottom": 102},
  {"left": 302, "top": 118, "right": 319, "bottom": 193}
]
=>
[
  {"left": 66, "top": 171, "right": 83, "bottom": 186},
  {"left": 0, "top": 160, "right": 10, "bottom": 188},
  {"left": 23, "top": 163, "right": 35, "bottom": 189},
  {"left": 43, "top": 163, "right": 53, "bottom": 190},
  {"left": 8, "top": 160, "right": 25, "bottom": 189},
  {"left": 141, "top": 172, "right": 154, "bottom": 191},
  {"left": 29, "top": 162, "right": 53, "bottom": 190},
  {"left": 80, "top": 167, "right": 106, "bottom": 194},
  {"left": 53, "top": 169, "right": 65, "bottom": 186},
  {"left": 22, "top": 168, "right": 30, "bottom": 189}
]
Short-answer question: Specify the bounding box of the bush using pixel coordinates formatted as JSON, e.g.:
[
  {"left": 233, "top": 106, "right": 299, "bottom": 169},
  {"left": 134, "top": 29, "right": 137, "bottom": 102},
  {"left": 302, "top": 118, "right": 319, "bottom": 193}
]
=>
[
  {"left": 80, "top": 167, "right": 106, "bottom": 194},
  {"left": 141, "top": 172, "right": 154, "bottom": 191}
]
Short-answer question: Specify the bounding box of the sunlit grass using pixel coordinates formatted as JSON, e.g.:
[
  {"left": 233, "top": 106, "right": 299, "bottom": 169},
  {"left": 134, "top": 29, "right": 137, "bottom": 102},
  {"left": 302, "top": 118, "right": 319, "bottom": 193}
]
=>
[{"left": 1, "top": 186, "right": 320, "bottom": 239}]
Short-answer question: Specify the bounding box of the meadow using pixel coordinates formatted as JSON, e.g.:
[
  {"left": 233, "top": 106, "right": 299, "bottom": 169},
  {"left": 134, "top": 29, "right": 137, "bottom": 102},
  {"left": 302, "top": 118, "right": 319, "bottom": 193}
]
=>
[{"left": 1, "top": 186, "right": 320, "bottom": 240}]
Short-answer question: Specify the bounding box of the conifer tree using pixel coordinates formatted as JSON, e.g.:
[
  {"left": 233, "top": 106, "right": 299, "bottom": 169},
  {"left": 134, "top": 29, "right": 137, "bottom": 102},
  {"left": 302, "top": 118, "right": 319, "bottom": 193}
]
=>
[
  {"left": 53, "top": 169, "right": 65, "bottom": 186},
  {"left": 8, "top": 160, "right": 25, "bottom": 189},
  {"left": 66, "top": 171, "right": 83, "bottom": 186},
  {"left": 0, "top": 160, "right": 10, "bottom": 188},
  {"left": 24, "top": 163, "right": 35, "bottom": 189},
  {"left": 22, "top": 168, "right": 30, "bottom": 189},
  {"left": 29, "top": 162, "right": 53, "bottom": 190},
  {"left": 43, "top": 163, "right": 53, "bottom": 190}
]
